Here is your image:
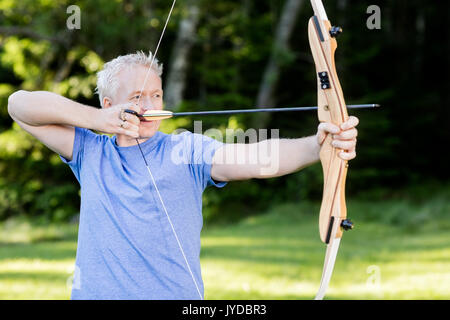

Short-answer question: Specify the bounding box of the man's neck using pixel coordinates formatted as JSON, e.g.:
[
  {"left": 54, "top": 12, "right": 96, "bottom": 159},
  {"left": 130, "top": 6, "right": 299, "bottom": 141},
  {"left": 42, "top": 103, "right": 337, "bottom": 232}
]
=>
[{"left": 116, "top": 135, "right": 151, "bottom": 147}]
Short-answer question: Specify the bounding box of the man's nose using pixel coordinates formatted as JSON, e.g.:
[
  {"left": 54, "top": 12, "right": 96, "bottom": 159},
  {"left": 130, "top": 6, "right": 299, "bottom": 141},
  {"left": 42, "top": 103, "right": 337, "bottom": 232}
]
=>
[{"left": 140, "top": 97, "right": 154, "bottom": 111}]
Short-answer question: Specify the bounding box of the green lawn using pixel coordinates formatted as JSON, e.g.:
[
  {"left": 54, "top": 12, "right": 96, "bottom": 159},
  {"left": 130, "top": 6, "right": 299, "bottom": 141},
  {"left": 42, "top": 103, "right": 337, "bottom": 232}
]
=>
[{"left": 0, "top": 196, "right": 449, "bottom": 299}]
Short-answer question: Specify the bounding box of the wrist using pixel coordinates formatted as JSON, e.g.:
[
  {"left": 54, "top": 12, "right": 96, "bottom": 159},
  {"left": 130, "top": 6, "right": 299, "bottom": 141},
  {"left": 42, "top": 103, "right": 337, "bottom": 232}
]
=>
[{"left": 84, "top": 105, "right": 102, "bottom": 131}]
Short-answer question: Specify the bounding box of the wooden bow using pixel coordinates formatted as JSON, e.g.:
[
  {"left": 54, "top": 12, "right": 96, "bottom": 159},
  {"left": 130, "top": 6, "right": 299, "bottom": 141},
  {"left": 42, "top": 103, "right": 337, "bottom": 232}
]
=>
[{"left": 308, "top": 0, "right": 354, "bottom": 300}]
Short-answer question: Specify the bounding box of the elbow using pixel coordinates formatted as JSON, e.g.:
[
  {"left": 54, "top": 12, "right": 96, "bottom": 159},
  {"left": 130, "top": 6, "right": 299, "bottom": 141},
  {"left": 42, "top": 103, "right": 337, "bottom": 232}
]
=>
[{"left": 7, "top": 90, "right": 28, "bottom": 119}]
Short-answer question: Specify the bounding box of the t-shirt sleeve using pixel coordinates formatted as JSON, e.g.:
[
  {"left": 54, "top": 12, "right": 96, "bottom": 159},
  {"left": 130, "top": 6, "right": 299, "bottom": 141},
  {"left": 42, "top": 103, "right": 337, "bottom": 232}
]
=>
[
  {"left": 59, "top": 127, "right": 100, "bottom": 183},
  {"left": 176, "top": 131, "right": 227, "bottom": 190}
]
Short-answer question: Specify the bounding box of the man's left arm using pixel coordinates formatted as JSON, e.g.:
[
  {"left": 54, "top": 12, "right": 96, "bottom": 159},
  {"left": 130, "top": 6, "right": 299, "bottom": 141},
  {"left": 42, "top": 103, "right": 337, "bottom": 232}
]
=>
[{"left": 211, "top": 116, "right": 359, "bottom": 182}]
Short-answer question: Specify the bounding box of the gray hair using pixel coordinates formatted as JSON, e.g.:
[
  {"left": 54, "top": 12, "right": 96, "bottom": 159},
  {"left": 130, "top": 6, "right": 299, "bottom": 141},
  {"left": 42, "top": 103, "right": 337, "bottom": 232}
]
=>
[{"left": 95, "top": 51, "right": 163, "bottom": 107}]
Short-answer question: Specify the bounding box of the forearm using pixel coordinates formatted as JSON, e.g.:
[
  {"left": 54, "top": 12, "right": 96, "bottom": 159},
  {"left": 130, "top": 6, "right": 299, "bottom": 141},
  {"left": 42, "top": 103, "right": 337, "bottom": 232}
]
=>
[
  {"left": 279, "top": 135, "right": 320, "bottom": 173},
  {"left": 8, "top": 90, "right": 100, "bottom": 128},
  {"left": 252, "top": 136, "right": 320, "bottom": 178},
  {"left": 213, "top": 117, "right": 360, "bottom": 182}
]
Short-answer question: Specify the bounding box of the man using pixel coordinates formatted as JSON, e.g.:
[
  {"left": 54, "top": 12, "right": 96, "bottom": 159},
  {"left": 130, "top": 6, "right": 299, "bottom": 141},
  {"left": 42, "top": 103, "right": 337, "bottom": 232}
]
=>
[{"left": 7, "top": 51, "right": 359, "bottom": 299}]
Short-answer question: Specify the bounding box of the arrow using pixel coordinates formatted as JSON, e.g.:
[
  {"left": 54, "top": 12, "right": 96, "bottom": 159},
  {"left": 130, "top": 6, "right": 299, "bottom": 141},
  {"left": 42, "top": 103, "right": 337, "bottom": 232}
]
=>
[{"left": 125, "top": 104, "right": 380, "bottom": 121}]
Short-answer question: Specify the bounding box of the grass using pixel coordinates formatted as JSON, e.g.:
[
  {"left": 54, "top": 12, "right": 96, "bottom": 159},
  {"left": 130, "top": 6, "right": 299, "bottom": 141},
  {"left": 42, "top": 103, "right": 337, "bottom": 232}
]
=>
[{"left": 0, "top": 194, "right": 449, "bottom": 300}]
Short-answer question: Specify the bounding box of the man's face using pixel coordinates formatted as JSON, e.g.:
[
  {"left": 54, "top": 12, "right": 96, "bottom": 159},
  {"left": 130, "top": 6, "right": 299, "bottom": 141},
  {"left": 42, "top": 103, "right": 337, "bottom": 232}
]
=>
[{"left": 113, "top": 65, "right": 164, "bottom": 138}]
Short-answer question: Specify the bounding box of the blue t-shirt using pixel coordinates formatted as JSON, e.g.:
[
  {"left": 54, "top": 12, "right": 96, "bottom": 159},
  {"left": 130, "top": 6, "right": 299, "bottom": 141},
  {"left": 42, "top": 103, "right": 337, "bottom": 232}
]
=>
[{"left": 60, "top": 127, "right": 226, "bottom": 299}]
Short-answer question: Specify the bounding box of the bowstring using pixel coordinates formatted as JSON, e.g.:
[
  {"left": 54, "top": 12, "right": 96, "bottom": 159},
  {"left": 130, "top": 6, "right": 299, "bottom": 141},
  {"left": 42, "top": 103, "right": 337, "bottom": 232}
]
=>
[{"left": 134, "top": 0, "right": 204, "bottom": 300}]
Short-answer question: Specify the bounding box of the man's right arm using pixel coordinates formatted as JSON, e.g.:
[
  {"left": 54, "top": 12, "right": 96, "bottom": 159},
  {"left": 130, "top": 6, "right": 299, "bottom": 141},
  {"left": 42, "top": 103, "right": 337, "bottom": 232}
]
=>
[
  {"left": 7, "top": 90, "right": 102, "bottom": 161},
  {"left": 7, "top": 90, "right": 140, "bottom": 161}
]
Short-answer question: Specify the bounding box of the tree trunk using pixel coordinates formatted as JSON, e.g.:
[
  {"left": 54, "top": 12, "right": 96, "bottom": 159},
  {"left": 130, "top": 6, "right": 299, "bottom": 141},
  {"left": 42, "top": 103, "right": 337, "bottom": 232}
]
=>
[
  {"left": 163, "top": 0, "right": 201, "bottom": 110},
  {"left": 253, "top": 0, "right": 304, "bottom": 128}
]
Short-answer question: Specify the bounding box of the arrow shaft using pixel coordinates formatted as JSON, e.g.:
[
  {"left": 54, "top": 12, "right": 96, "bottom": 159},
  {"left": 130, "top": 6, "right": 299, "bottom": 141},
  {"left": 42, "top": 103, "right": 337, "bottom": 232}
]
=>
[{"left": 172, "top": 104, "right": 379, "bottom": 117}]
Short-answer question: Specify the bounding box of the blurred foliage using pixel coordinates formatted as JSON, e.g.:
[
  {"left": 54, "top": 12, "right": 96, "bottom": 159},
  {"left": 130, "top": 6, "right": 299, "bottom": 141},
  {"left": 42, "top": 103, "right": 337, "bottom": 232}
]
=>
[
  {"left": 0, "top": 0, "right": 448, "bottom": 222},
  {"left": 0, "top": 123, "right": 79, "bottom": 221}
]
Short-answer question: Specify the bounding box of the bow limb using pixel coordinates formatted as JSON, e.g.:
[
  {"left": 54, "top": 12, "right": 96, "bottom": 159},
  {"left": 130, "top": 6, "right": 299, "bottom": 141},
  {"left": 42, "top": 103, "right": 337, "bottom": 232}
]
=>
[
  {"left": 308, "top": 0, "right": 353, "bottom": 300},
  {"left": 315, "top": 222, "right": 342, "bottom": 300}
]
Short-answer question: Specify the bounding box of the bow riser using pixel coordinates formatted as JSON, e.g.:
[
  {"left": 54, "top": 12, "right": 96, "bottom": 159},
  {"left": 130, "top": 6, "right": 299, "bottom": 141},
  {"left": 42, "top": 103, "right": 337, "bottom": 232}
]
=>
[
  {"left": 318, "top": 140, "right": 348, "bottom": 242},
  {"left": 308, "top": 15, "right": 349, "bottom": 244},
  {"left": 308, "top": 17, "right": 348, "bottom": 125}
]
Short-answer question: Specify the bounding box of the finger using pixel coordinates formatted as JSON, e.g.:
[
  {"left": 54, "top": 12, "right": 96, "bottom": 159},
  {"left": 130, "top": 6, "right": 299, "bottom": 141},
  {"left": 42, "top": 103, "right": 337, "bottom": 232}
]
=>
[
  {"left": 127, "top": 103, "right": 141, "bottom": 113},
  {"left": 339, "top": 150, "right": 356, "bottom": 161},
  {"left": 123, "top": 109, "right": 138, "bottom": 119},
  {"left": 340, "top": 116, "right": 359, "bottom": 130},
  {"left": 332, "top": 139, "right": 356, "bottom": 150},
  {"left": 318, "top": 122, "right": 340, "bottom": 134},
  {"left": 117, "top": 120, "right": 139, "bottom": 136},
  {"left": 118, "top": 119, "right": 140, "bottom": 134},
  {"left": 122, "top": 107, "right": 142, "bottom": 125},
  {"left": 333, "top": 128, "right": 357, "bottom": 140},
  {"left": 126, "top": 113, "right": 141, "bottom": 126}
]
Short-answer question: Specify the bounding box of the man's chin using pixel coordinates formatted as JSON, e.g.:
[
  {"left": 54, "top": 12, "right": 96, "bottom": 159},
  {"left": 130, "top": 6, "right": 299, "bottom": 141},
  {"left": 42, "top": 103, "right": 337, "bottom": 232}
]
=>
[{"left": 139, "top": 121, "right": 160, "bottom": 138}]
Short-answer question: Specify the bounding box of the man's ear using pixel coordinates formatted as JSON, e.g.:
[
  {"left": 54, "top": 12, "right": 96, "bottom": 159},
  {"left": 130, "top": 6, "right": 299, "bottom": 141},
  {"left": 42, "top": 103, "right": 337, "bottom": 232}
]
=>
[{"left": 103, "top": 97, "right": 112, "bottom": 108}]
